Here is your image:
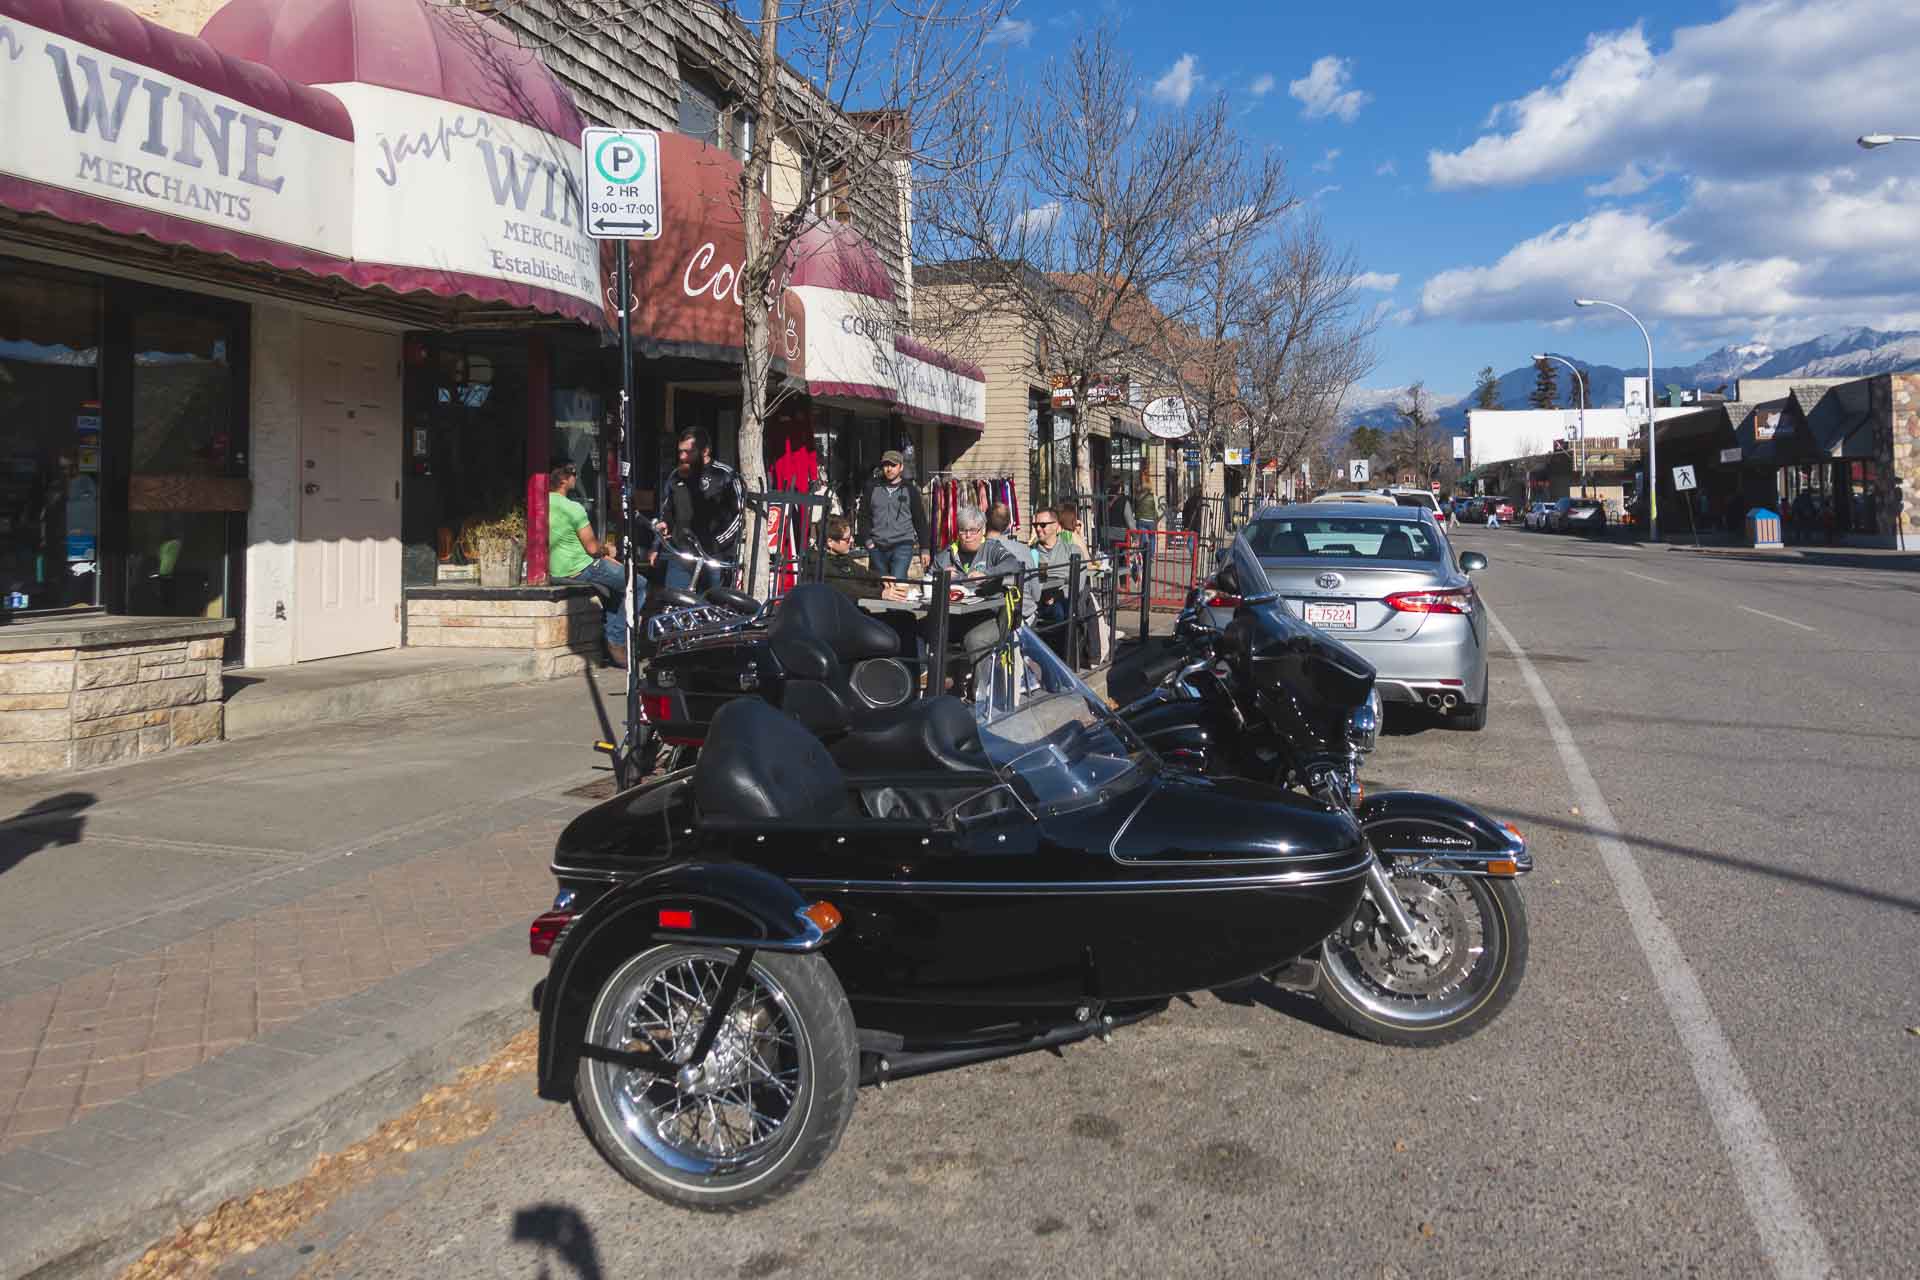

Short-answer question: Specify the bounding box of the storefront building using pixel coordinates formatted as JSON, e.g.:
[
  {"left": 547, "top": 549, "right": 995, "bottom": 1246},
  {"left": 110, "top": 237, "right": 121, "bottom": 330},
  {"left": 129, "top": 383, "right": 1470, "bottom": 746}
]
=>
[
  {"left": 0, "top": 0, "right": 605, "bottom": 771},
  {"left": 1656, "top": 376, "right": 1913, "bottom": 546}
]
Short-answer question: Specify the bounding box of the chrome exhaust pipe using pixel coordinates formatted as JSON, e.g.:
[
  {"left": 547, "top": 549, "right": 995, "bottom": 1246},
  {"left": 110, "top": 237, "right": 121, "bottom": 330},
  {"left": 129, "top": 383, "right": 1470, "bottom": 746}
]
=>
[
  {"left": 1425, "top": 693, "right": 1444, "bottom": 710},
  {"left": 1442, "top": 693, "right": 1459, "bottom": 710}
]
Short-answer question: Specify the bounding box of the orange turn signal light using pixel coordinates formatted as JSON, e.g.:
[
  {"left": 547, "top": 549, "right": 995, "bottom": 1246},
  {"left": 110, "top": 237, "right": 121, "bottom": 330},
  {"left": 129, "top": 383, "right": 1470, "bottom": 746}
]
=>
[
  {"left": 1502, "top": 822, "right": 1524, "bottom": 842},
  {"left": 802, "top": 900, "right": 843, "bottom": 934},
  {"left": 1486, "top": 859, "right": 1519, "bottom": 877}
]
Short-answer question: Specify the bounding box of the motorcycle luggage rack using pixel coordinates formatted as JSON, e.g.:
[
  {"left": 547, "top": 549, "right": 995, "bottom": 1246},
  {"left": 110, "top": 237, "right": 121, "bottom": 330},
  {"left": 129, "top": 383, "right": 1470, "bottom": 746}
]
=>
[{"left": 645, "top": 603, "right": 751, "bottom": 641}]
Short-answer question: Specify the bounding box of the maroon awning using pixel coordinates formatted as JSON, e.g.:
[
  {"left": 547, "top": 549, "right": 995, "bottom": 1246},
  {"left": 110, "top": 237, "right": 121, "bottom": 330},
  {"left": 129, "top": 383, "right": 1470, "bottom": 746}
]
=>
[
  {"left": 198, "top": 0, "right": 602, "bottom": 328},
  {"left": 0, "top": 0, "right": 359, "bottom": 278}
]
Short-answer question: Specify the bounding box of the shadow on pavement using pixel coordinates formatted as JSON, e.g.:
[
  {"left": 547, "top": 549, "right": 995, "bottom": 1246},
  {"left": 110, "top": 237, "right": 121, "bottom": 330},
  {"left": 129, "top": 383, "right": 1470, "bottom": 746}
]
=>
[
  {"left": 1498, "top": 804, "right": 1920, "bottom": 916},
  {"left": 0, "top": 791, "right": 93, "bottom": 877},
  {"left": 512, "top": 1203, "right": 603, "bottom": 1280},
  {"left": 1670, "top": 547, "right": 1920, "bottom": 572}
]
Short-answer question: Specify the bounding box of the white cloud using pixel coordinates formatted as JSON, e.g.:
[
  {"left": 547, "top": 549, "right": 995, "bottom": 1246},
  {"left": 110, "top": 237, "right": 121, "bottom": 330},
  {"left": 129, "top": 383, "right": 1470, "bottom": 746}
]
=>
[
  {"left": 1312, "top": 148, "right": 1341, "bottom": 173},
  {"left": 1428, "top": 3, "right": 1920, "bottom": 190},
  {"left": 1415, "top": 1, "right": 1920, "bottom": 347},
  {"left": 1249, "top": 73, "right": 1276, "bottom": 98},
  {"left": 1289, "top": 55, "right": 1370, "bottom": 124},
  {"left": 1152, "top": 54, "right": 1201, "bottom": 107},
  {"left": 1312, "top": 184, "right": 1341, "bottom": 201},
  {"left": 1586, "top": 162, "right": 1658, "bottom": 198},
  {"left": 985, "top": 17, "right": 1035, "bottom": 47},
  {"left": 1010, "top": 201, "right": 1064, "bottom": 239},
  {"left": 1375, "top": 159, "right": 1397, "bottom": 178},
  {"left": 1353, "top": 271, "right": 1400, "bottom": 291},
  {"left": 1417, "top": 207, "right": 1806, "bottom": 327}
]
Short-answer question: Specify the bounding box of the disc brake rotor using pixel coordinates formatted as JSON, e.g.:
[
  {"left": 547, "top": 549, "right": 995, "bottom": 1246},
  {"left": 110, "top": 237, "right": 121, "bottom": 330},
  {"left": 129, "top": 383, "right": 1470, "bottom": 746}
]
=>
[{"left": 1345, "top": 876, "right": 1485, "bottom": 998}]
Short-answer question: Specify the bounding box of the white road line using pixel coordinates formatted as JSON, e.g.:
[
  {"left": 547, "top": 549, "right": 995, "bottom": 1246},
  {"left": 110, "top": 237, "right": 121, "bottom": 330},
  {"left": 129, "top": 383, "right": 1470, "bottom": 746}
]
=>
[
  {"left": 1621, "top": 569, "right": 1670, "bottom": 585},
  {"left": 1485, "top": 603, "right": 1833, "bottom": 1280},
  {"left": 1737, "top": 604, "right": 1820, "bottom": 634}
]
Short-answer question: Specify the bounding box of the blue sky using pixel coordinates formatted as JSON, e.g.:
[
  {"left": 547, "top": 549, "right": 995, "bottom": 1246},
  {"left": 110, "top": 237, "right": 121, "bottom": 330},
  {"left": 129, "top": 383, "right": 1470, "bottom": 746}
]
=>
[{"left": 982, "top": 0, "right": 1920, "bottom": 401}]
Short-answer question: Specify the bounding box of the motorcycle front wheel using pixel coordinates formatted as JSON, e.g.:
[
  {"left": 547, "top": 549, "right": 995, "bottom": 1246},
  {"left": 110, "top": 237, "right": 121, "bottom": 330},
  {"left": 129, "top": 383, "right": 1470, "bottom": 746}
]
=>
[
  {"left": 1314, "top": 870, "right": 1527, "bottom": 1048},
  {"left": 573, "top": 944, "right": 858, "bottom": 1211}
]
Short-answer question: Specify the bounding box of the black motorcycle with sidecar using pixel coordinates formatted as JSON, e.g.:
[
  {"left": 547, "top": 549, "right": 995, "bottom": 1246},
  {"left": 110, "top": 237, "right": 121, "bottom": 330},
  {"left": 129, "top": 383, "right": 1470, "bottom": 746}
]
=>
[{"left": 532, "top": 606, "right": 1531, "bottom": 1210}]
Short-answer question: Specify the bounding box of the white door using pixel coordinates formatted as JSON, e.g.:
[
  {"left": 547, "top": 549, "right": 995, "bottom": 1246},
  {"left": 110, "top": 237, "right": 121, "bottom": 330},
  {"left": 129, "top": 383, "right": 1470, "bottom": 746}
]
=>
[{"left": 297, "top": 321, "right": 401, "bottom": 661}]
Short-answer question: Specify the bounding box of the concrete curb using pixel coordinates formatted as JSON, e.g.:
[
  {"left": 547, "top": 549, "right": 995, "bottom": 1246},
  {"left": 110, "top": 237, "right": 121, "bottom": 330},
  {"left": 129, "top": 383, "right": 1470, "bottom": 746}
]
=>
[
  {"left": 0, "top": 926, "right": 538, "bottom": 1280},
  {"left": 224, "top": 654, "right": 553, "bottom": 740}
]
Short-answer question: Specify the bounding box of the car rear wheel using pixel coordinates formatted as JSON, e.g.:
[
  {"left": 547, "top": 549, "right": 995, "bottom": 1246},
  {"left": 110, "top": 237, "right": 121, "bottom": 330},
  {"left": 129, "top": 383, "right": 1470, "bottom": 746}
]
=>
[{"left": 1453, "top": 667, "right": 1488, "bottom": 732}]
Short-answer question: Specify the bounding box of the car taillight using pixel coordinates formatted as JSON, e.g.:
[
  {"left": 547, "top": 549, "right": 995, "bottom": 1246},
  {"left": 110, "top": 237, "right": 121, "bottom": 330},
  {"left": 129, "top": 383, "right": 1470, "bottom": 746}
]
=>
[
  {"left": 1384, "top": 587, "right": 1475, "bottom": 615},
  {"left": 1205, "top": 592, "right": 1242, "bottom": 608},
  {"left": 529, "top": 911, "right": 574, "bottom": 957},
  {"left": 640, "top": 692, "right": 674, "bottom": 722}
]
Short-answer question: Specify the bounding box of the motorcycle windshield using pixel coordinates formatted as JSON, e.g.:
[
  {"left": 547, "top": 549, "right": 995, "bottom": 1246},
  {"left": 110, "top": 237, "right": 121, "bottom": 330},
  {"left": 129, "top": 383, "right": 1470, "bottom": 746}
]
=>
[
  {"left": 970, "top": 630, "right": 1153, "bottom": 814},
  {"left": 1226, "top": 533, "right": 1277, "bottom": 601}
]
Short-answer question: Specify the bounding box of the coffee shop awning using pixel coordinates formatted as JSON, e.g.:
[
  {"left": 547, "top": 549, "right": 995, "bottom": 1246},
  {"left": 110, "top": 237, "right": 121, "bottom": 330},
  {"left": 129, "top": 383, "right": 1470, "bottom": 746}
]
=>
[
  {"left": 0, "top": 0, "right": 357, "bottom": 273},
  {"left": 200, "top": 0, "right": 604, "bottom": 328}
]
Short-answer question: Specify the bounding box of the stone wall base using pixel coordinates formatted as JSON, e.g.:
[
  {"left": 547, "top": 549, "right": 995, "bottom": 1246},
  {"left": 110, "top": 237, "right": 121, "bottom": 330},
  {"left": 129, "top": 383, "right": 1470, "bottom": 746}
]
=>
[
  {"left": 0, "top": 628, "right": 230, "bottom": 778},
  {"left": 404, "top": 588, "right": 604, "bottom": 662}
]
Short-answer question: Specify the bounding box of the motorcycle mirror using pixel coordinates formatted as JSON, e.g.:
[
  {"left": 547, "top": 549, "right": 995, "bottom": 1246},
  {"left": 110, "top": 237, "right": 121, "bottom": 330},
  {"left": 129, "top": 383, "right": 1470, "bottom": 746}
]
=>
[{"left": 1460, "top": 551, "right": 1488, "bottom": 573}]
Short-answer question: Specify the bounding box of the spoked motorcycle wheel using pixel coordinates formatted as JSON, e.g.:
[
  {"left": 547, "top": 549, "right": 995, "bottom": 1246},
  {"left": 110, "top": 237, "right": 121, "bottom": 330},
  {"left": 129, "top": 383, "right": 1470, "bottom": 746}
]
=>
[
  {"left": 1315, "top": 871, "right": 1527, "bottom": 1047},
  {"left": 573, "top": 945, "right": 858, "bottom": 1211}
]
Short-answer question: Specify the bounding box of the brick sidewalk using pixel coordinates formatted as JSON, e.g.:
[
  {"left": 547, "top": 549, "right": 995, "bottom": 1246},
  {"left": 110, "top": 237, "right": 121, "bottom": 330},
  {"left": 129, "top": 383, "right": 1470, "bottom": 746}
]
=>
[{"left": 0, "top": 814, "right": 565, "bottom": 1155}]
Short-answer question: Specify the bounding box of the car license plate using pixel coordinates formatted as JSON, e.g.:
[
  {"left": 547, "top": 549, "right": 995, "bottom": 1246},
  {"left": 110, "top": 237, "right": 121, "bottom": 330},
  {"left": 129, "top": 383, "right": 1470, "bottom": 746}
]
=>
[{"left": 1303, "top": 601, "right": 1356, "bottom": 629}]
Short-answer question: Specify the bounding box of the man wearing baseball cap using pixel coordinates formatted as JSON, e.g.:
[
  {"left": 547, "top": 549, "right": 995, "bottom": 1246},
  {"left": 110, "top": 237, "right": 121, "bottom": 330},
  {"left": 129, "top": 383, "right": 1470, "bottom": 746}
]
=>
[{"left": 856, "top": 449, "right": 928, "bottom": 581}]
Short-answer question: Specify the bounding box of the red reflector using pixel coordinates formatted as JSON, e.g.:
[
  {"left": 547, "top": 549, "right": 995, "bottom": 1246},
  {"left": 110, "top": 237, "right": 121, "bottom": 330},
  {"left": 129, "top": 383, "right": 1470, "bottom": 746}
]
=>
[
  {"left": 1384, "top": 588, "right": 1474, "bottom": 615},
  {"left": 1205, "top": 593, "right": 1242, "bottom": 608},
  {"left": 658, "top": 908, "right": 694, "bottom": 930},
  {"left": 640, "top": 693, "right": 674, "bottom": 723},
  {"left": 528, "top": 911, "right": 574, "bottom": 957}
]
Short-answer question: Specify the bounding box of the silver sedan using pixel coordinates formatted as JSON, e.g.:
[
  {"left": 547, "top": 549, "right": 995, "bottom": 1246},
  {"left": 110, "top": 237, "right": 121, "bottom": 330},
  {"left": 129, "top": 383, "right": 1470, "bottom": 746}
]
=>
[{"left": 1203, "top": 503, "right": 1491, "bottom": 729}]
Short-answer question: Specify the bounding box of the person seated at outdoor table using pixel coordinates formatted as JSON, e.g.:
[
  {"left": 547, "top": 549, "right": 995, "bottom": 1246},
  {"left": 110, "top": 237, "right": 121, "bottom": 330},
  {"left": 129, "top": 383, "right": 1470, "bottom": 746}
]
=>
[
  {"left": 930, "top": 504, "right": 1024, "bottom": 661},
  {"left": 1029, "top": 504, "right": 1086, "bottom": 635},
  {"left": 823, "top": 516, "right": 912, "bottom": 604},
  {"left": 985, "top": 502, "right": 1028, "bottom": 562},
  {"left": 547, "top": 462, "right": 645, "bottom": 669}
]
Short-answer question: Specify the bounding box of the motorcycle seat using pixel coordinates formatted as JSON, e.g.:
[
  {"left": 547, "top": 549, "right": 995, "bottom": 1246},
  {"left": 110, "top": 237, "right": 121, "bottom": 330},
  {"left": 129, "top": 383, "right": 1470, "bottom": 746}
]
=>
[
  {"left": 767, "top": 585, "right": 899, "bottom": 680},
  {"left": 831, "top": 695, "right": 989, "bottom": 776},
  {"left": 695, "top": 698, "right": 851, "bottom": 824},
  {"left": 705, "top": 586, "right": 760, "bottom": 615}
]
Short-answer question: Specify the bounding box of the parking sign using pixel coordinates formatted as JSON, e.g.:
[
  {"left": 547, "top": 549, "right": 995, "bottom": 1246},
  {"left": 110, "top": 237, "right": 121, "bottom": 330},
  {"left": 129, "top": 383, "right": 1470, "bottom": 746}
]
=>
[{"left": 582, "top": 128, "right": 662, "bottom": 239}]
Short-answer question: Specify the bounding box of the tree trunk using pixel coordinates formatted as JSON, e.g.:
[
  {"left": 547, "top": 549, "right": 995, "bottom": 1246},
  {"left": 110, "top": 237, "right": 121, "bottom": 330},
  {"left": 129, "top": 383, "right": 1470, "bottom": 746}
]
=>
[{"left": 736, "top": 2, "right": 782, "bottom": 596}]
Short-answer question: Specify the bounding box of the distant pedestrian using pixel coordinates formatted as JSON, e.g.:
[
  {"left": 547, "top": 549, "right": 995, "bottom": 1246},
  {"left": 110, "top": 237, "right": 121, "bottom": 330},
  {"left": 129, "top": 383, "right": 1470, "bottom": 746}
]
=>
[
  {"left": 1136, "top": 484, "right": 1160, "bottom": 533},
  {"left": 858, "top": 450, "right": 929, "bottom": 580},
  {"left": 1181, "top": 490, "right": 1204, "bottom": 538},
  {"left": 1486, "top": 503, "right": 1502, "bottom": 530},
  {"left": 1790, "top": 489, "right": 1816, "bottom": 544}
]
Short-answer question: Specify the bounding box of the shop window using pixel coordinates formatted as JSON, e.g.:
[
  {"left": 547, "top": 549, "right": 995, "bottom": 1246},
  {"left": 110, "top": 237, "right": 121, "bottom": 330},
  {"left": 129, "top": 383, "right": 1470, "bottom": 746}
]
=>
[
  {"left": 0, "top": 264, "right": 102, "bottom": 612},
  {"left": 124, "top": 291, "right": 247, "bottom": 622},
  {"left": 402, "top": 339, "right": 529, "bottom": 586}
]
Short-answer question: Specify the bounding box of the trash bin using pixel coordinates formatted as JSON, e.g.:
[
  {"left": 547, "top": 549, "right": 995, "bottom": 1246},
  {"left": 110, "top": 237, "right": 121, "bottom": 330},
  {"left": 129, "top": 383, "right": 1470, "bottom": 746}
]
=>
[{"left": 1746, "top": 507, "right": 1781, "bottom": 549}]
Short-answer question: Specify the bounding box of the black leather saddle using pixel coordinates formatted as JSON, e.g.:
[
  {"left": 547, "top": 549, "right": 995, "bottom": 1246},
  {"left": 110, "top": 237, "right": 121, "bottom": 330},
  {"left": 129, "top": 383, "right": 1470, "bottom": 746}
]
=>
[{"left": 695, "top": 698, "right": 850, "bottom": 823}]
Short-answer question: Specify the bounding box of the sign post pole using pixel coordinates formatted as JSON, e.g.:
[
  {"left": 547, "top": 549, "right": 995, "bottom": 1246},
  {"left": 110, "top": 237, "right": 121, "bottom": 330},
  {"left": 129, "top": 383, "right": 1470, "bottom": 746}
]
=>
[
  {"left": 618, "top": 237, "right": 641, "bottom": 779},
  {"left": 583, "top": 127, "right": 663, "bottom": 786}
]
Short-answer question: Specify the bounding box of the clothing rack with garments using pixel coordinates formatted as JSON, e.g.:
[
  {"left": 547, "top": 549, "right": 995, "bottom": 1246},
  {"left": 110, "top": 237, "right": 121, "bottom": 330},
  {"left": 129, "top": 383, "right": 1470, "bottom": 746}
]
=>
[{"left": 926, "top": 472, "right": 1019, "bottom": 547}]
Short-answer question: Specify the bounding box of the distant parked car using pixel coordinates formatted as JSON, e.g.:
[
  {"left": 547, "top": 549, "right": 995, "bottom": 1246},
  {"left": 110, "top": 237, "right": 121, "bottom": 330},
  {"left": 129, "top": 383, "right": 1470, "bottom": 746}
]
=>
[
  {"left": 1523, "top": 501, "right": 1555, "bottom": 531},
  {"left": 1489, "top": 500, "right": 1517, "bottom": 524},
  {"left": 1382, "top": 487, "right": 1444, "bottom": 519},
  {"left": 1551, "top": 497, "right": 1607, "bottom": 535}
]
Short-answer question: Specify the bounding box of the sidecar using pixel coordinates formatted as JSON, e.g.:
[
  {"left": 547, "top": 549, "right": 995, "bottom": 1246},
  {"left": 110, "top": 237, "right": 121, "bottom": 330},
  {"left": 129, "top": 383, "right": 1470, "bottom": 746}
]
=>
[{"left": 532, "top": 630, "right": 1371, "bottom": 1211}]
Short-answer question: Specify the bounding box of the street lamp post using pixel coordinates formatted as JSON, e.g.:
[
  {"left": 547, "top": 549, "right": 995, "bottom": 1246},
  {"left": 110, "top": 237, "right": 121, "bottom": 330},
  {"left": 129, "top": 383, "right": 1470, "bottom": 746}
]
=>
[
  {"left": 1533, "top": 353, "right": 1588, "bottom": 496},
  {"left": 1574, "top": 298, "right": 1657, "bottom": 542}
]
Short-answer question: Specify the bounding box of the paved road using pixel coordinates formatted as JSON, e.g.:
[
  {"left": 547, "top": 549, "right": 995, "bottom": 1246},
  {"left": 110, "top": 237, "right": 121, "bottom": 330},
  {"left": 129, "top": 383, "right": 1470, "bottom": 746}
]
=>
[{"left": 171, "top": 533, "right": 1919, "bottom": 1279}]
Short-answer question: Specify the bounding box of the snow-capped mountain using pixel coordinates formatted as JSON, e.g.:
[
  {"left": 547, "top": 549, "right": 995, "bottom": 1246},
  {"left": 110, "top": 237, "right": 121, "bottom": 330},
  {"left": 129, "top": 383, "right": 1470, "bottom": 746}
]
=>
[{"left": 1344, "top": 327, "right": 1920, "bottom": 436}]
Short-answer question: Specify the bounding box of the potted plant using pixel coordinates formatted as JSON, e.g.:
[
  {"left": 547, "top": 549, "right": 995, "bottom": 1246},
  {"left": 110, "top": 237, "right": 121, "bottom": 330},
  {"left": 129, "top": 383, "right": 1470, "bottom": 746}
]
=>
[{"left": 462, "top": 508, "right": 526, "bottom": 588}]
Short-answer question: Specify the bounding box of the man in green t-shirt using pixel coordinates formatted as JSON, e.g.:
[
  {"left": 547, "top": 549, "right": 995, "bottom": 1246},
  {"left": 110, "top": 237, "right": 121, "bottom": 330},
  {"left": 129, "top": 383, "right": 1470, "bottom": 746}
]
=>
[{"left": 548, "top": 463, "right": 640, "bottom": 667}]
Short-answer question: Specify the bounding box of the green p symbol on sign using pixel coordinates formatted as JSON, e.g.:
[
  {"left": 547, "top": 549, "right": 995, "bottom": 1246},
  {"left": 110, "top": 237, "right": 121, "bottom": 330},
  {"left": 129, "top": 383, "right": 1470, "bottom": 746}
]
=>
[{"left": 595, "top": 135, "right": 646, "bottom": 184}]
